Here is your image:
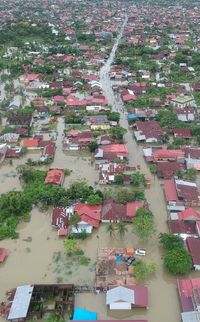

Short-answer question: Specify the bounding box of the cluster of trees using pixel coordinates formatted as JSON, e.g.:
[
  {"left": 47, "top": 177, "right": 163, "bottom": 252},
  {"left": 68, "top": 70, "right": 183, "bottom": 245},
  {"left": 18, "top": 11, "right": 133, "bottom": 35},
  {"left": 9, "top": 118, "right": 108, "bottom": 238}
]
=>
[
  {"left": 103, "top": 187, "right": 145, "bottom": 204},
  {"left": 0, "top": 167, "right": 104, "bottom": 240},
  {"left": 159, "top": 233, "right": 192, "bottom": 274},
  {"left": 175, "top": 168, "right": 197, "bottom": 181},
  {"left": 114, "top": 171, "right": 145, "bottom": 187},
  {"left": 133, "top": 260, "right": 157, "bottom": 280},
  {"left": 106, "top": 221, "right": 128, "bottom": 239},
  {"left": 132, "top": 208, "right": 156, "bottom": 242},
  {"left": 109, "top": 126, "right": 127, "bottom": 141}
]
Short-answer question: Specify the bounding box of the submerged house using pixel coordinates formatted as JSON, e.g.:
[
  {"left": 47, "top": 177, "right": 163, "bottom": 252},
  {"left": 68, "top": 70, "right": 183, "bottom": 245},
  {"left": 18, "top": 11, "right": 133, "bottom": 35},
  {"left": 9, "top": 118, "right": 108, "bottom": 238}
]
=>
[
  {"left": 7, "top": 284, "right": 74, "bottom": 321},
  {"left": 106, "top": 285, "right": 148, "bottom": 310}
]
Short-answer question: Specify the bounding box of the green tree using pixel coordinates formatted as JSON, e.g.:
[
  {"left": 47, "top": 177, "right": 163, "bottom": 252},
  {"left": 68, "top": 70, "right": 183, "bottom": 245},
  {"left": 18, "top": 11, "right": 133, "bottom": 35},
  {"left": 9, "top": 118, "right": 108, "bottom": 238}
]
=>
[
  {"left": 164, "top": 248, "right": 192, "bottom": 274},
  {"left": 109, "top": 126, "right": 127, "bottom": 141},
  {"left": 116, "top": 221, "right": 128, "bottom": 238},
  {"left": 130, "top": 172, "right": 145, "bottom": 186},
  {"left": 106, "top": 223, "right": 116, "bottom": 238},
  {"left": 68, "top": 213, "right": 81, "bottom": 229},
  {"left": 87, "top": 194, "right": 102, "bottom": 206},
  {"left": 107, "top": 112, "right": 120, "bottom": 123},
  {"left": 64, "top": 239, "right": 80, "bottom": 256},
  {"left": 88, "top": 142, "right": 98, "bottom": 152},
  {"left": 114, "top": 174, "right": 124, "bottom": 185},
  {"left": 149, "top": 164, "right": 157, "bottom": 175},
  {"left": 132, "top": 208, "right": 155, "bottom": 242},
  {"left": 133, "top": 260, "right": 157, "bottom": 280},
  {"left": 184, "top": 168, "right": 197, "bottom": 181},
  {"left": 159, "top": 233, "right": 184, "bottom": 251}
]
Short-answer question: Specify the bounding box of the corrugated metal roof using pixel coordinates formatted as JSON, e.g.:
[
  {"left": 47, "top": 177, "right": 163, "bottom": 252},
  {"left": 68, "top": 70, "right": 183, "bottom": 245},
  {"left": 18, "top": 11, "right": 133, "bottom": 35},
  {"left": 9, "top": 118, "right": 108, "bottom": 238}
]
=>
[
  {"left": 181, "top": 311, "right": 200, "bottom": 322},
  {"left": 106, "top": 286, "right": 135, "bottom": 305},
  {"left": 8, "top": 285, "right": 34, "bottom": 320}
]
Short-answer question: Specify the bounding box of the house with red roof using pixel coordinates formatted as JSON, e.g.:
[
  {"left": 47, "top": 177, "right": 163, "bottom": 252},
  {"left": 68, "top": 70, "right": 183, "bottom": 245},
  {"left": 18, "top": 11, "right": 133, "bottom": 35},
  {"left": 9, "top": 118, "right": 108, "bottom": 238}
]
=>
[
  {"left": 101, "top": 199, "right": 145, "bottom": 222},
  {"left": 172, "top": 128, "right": 192, "bottom": 139},
  {"left": 94, "top": 144, "right": 128, "bottom": 164},
  {"left": 163, "top": 178, "right": 200, "bottom": 207},
  {"left": 176, "top": 208, "right": 200, "bottom": 221},
  {"left": 21, "top": 139, "right": 40, "bottom": 149},
  {"left": 177, "top": 277, "right": 200, "bottom": 321},
  {"left": 52, "top": 207, "right": 69, "bottom": 230},
  {"left": 45, "top": 169, "right": 64, "bottom": 186},
  {"left": 186, "top": 237, "right": 200, "bottom": 270},
  {"left": 168, "top": 220, "right": 198, "bottom": 239},
  {"left": 134, "top": 121, "right": 163, "bottom": 143},
  {"left": 153, "top": 146, "right": 185, "bottom": 162},
  {"left": 63, "top": 131, "right": 93, "bottom": 150},
  {"left": 106, "top": 285, "right": 148, "bottom": 310},
  {"left": 0, "top": 248, "right": 8, "bottom": 263},
  {"left": 71, "top": 204, "right": 102, "bottom": 234},
  {"left": 157, "top": 161, "right": 184, "bottom": 179}
]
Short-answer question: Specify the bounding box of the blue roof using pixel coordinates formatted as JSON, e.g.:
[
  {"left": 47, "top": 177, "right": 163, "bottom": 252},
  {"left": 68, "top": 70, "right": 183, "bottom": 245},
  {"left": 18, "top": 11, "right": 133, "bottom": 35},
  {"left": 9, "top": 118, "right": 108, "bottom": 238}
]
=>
[
  {"left": 73, "top": 308, "right": 97, "bottom": 320},
  {"left": 128, "top": 114, "right": 137, "bottom": 119}
]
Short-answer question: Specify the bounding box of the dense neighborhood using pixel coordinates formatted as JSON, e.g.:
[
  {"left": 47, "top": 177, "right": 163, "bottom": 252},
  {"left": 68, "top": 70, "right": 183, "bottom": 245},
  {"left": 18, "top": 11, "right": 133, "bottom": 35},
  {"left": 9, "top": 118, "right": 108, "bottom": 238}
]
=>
[{"left": 1, "top": 0, "right": 200, "bottom": 321}]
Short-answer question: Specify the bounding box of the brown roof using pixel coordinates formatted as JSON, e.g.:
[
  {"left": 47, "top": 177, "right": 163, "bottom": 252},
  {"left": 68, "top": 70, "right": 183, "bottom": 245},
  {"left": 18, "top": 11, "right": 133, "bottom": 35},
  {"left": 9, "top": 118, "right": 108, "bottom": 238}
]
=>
[
  {"left": 186, "top": 237, "right": 200, "bottom": 265},
  {"left": 168, "top": 220, "right": 197, "bottom": 235}
]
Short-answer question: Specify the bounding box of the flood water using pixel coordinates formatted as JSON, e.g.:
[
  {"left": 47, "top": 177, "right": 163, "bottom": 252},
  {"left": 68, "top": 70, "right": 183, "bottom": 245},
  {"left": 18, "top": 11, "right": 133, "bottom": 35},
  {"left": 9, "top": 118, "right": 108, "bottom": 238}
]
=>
[{"left": 0, "top": 16, "right": 199, "bottom": 322}]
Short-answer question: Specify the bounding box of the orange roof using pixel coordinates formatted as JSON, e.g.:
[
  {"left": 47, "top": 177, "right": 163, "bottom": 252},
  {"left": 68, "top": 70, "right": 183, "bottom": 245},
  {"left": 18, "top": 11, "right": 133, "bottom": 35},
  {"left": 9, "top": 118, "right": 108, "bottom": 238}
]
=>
[
  {"left": 45, "top": 169, "right": 64, "bottom": 185},
  {"left": 22, "top": 139, "right": 39, "bottom": 148},
  {"left": 103, "top": 144, "right": 128, "bottom": 154}
]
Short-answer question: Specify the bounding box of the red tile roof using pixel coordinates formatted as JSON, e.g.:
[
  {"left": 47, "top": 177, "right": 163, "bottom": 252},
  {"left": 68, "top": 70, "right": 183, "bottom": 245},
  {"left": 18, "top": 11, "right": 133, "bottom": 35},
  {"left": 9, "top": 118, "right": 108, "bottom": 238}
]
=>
[
  {"left": 163, "top": 179, "right": 178, "bottom": 202},
  {"left": 22, "top": 139, "right": 39, "bottom": 148},
  {"left": 177, "top": 278, "right": 200, "bottom": 312},
  {"left": 186, "top": 237, "right": 200, "bottom": 265},
  {"left": 172, "top": 128, "right": 192, "bottom": 139},
  {"left": 45, "top": 169, "right": 64, "bottom": 186},
  {"left": 177, "top": 208, "right": 200, "bottom": 221},
  {"left": 168, "top": 220, "right": 197, "bottom": 235},
  {"left": 153, "top": 147, "right": 185, "bottom": 160}
]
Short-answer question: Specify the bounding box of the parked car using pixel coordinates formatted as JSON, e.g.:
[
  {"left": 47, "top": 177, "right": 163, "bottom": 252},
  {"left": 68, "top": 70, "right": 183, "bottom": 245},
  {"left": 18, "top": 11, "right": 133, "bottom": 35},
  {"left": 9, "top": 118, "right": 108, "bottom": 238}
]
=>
[
  {"left": 135, "top": 248, "right": 146, "bottom": 256},
  {"left": 126, "top": 256, "right": 136, "bottom": 266}
]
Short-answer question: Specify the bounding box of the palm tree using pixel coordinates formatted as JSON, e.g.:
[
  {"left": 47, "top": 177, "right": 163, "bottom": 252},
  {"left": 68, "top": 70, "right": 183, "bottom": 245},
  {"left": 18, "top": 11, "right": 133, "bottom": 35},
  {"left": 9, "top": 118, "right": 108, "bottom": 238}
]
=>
[
  {"left": 106, "top": 223, "right": 116, "bottom": 238},
  {"left": 116, "top": 221, "right": 128, "bottom": 239}
]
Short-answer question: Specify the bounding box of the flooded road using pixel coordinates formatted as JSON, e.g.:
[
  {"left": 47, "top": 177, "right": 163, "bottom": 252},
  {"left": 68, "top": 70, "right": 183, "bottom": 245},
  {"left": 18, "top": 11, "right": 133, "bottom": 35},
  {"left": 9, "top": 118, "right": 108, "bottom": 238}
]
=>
[
  {"left": 0, "top": 15, "right": 198, "bottom": 322},
  {"left": 99, "top": 15, "right": 181, "bottom": 322}
]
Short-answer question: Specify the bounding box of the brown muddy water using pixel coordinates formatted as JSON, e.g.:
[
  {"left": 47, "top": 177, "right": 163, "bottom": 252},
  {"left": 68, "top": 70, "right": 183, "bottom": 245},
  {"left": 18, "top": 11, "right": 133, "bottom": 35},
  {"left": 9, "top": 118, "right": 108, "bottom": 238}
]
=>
[{"left": 0, "top": 17, "right": 198, "bottom": 322}]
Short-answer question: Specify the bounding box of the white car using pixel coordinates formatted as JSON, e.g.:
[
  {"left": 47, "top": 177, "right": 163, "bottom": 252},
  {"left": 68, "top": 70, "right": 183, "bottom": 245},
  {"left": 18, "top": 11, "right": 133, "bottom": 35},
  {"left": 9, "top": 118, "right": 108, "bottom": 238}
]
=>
[{"left": 135, "top": 248, "right": 146, "bottom": 256}]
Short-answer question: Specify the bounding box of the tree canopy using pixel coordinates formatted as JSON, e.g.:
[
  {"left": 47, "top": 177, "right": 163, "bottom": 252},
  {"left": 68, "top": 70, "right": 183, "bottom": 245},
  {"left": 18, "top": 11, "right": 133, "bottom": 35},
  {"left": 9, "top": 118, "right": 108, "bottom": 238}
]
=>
[
  {"left": 164, "top": 248, "right": 192, "bottom": 274},
  {"left": 132, "top": 208, "right": 155, "bottom": 242}
]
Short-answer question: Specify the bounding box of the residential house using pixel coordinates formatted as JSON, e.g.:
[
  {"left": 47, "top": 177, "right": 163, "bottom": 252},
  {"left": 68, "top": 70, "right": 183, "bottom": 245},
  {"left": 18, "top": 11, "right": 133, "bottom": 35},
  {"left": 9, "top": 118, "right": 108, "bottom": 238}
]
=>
[
  {"left": 87, "top": 115, "right": 111, "bottom": 130},
  {"left": 175, "top": 108, "right": 196, "bottom": 122},
  {"left": 177, "top": 278, "right": 200, "bottom": 322},
  {"left": 170, "top": 95, "right": 195, "bottom": 108},
  {"left": 106, "top": 285, "right": 148, "bottom": 310},
  {"left": 94, "top": 144, "right": 128, "bottom": 164},
  {"left": 153, "top": 146, "right": 185, "bottom": 162},
  {"left": 101, "top": 199, "right": 145, "bottom": 222},
  {"left": 71, "top": 203, "right": 102, "bottom": 234},
  {"left": 63, "top": 130, "right": 93, "bottom": 150},
  {"left": 163, "top": 178, "right": 200, "bottom": 207},
  {"left": 45, "top": 169, "right": 64, "bottom": 186},
  {"left": 168, "top": 220, "right": 198, "bottom": 240},
  {"left": 157, "top": 162, "right": 184, "bottom": 179},
  {"left": 172, "top": 128, "right": 192, "bottom": 139},
  {"left": 169, "top": 208, "right": 200, "bottom": 221},
  {"left": 7, "top": 113, "right": 33, "bottom": 129},
  {"left": 183, "top": 147, "right": 200, "bottom": 170},
  {"left": 186, "top": 237, "right": 200, "bottom": 270},
  {"left": 134, "top": 121, "right": 163, "bottom": 142}
]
